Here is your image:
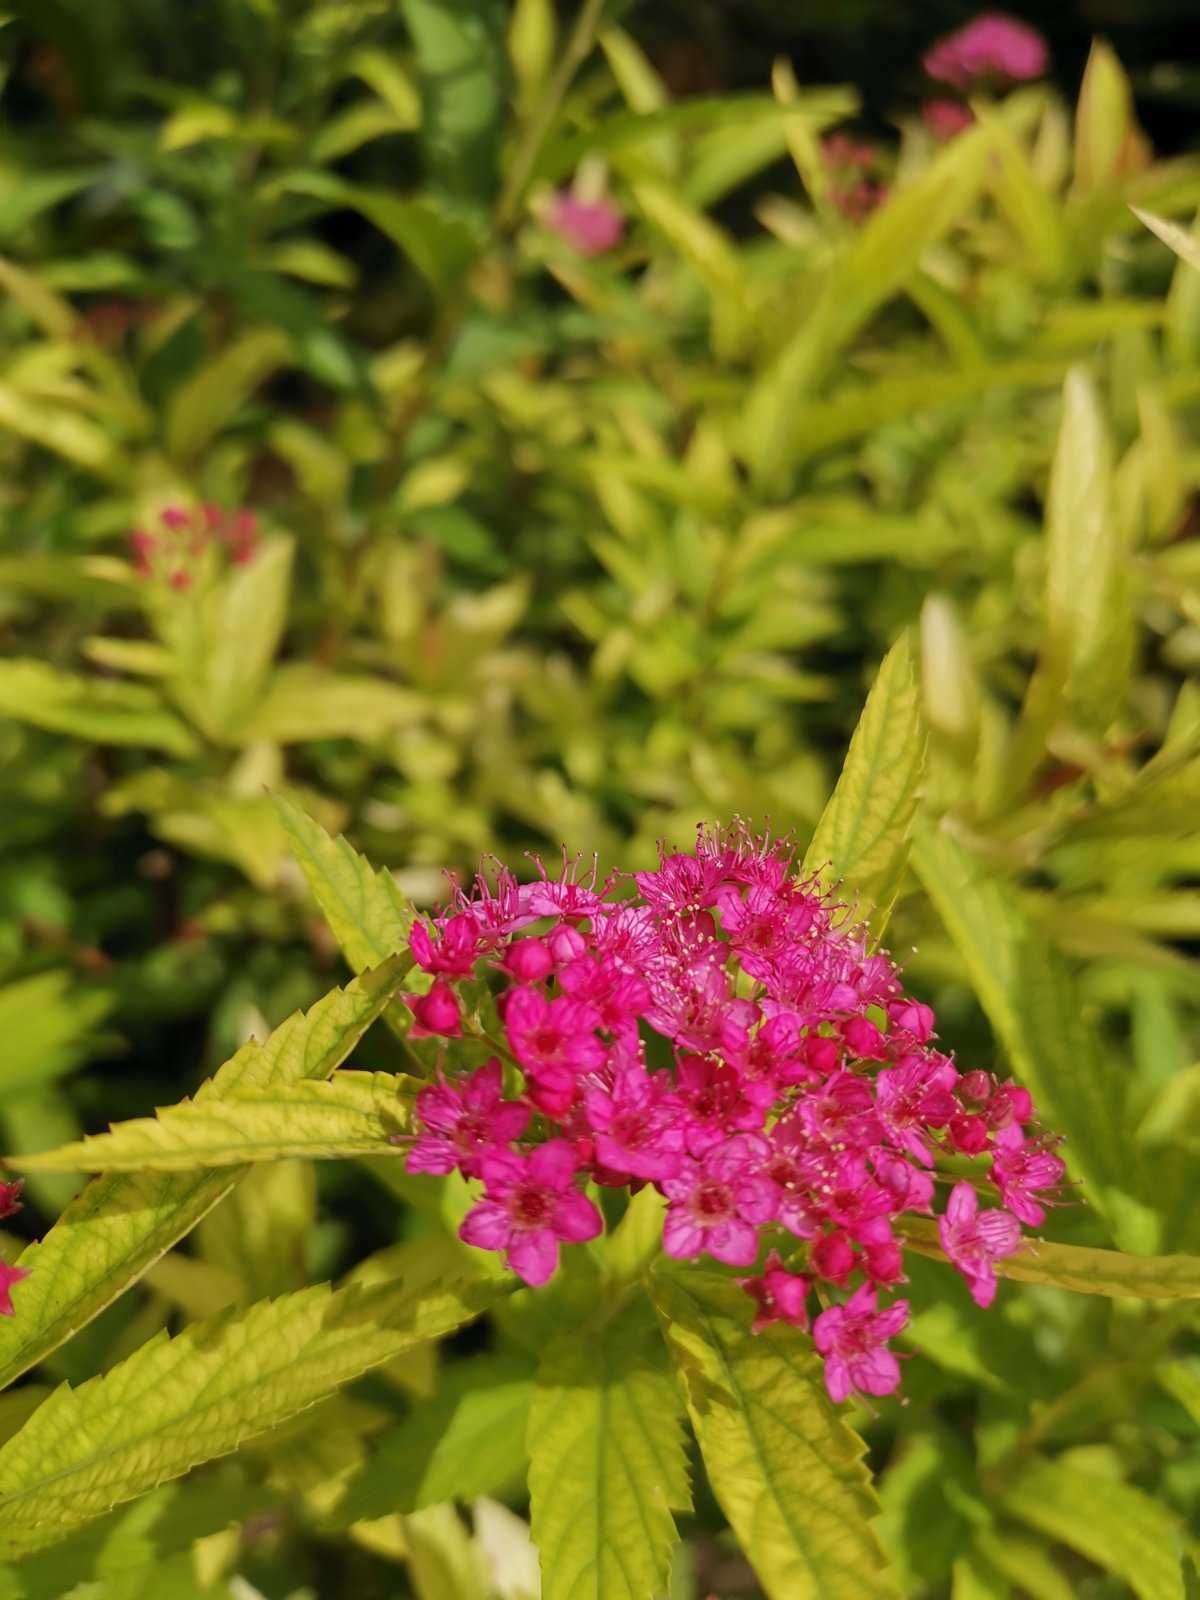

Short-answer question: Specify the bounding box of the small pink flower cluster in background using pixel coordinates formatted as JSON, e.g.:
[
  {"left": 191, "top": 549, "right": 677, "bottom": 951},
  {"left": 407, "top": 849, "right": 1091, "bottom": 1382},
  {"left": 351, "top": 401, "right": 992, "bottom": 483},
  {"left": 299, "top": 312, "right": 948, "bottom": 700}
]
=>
[
  {"left": 920, "top": 13, "right": 1047, "bottom": 142},
  {"left": 821, "top": 134, "right": 888, "bottom": 223},
  {"left": 403, "top": 824, "right": 1065, "bottom": 1406},
  {"left": 544, "top": 190, "right": 625, "bottom": 257},
  {"left": 130, "top": 502, "right": 260, "bottom": 589},
  {"left": 923, "top": 12, "right": 1048, "bottom": 89},
  {"left": 0, "top": 1180, "right": 28, "bottom": 1317}
]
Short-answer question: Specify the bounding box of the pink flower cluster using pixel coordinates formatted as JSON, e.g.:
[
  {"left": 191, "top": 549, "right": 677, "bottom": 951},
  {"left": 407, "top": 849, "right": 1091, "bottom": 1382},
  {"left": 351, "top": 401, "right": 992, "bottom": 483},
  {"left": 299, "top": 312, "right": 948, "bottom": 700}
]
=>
[
  {"left": 403, "top": 826, "right": 1065, "bottom": 1405},
  {"left": 130, "top": 502, "right": 260, "bottom": 590},
  {"left": 923, "top": 13, "right": 1048, "bottom": 91},
  {"left": 0, "top": 1179, "right": 27, "bottom": 1317},
  {"left": 544, "top": 191, "right": 625, "bottom": 257},
  {"left": 821, "top": 134, "right": 888, "bottom": 222}
]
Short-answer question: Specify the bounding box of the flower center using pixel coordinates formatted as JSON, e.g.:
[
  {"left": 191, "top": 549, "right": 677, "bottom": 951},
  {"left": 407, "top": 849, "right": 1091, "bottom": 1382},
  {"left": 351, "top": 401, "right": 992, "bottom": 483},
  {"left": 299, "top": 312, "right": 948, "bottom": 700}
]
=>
[
  {"left": 692, "top": 1180, "right": 733, "bottom": 1221},
  {"left": 511, "top": 1184, "right": 553, "bottom": 1228}
]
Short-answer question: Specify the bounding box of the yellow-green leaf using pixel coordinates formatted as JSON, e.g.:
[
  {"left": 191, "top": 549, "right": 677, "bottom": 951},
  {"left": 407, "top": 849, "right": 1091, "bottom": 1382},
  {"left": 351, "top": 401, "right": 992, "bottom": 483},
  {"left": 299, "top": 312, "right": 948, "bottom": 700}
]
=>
[
  {"left": 241, "top": 664, "right": 423, "bottom": 744},
  {"left": 803, "top": 633, "right": 925, "bottom": 930},
  {"left": 1043, "top": 367, "right": 1130, "bottom": 730},
  {"left": 1004, "top": 1457, "right": 1183, "bottom": 1600},
  {"left": 0, "top": 957, "right": 407, "bottom": 1392},
  {"left": 0, "top": 659, "right": 198, "bottom": 755},
  {"left": 743, "top": 123, "right": 992, "bottom": 483},
  {"left": 528, "top": 1296, "right": 690, "bottom": 1600},
  {"left": 1134, "top": 205, "right": 1200, "bottom": 273},
  {"left": 14, "top": 1071, "right": 415, "bottom": 1172},
  {"left": 0, "top": 1274, "right": 501, "bottom": 1557},
  {"left": 897, "top": 1218, "right": 1200, "bottom": 1299},
  {"left": 652, "top": 1266, "right": 898, "bottom": 1600},
  {"left": 910, "top": 826, "right": 1158, "bottom": 1246},
  {"left": 274, "top": 794, "right": 416, "bottom": 974},
  {"left": 165, "top": 328, "right": 290, "bottom": 461},
  {"left": 157, "top": 537, "right": 292, "bottom": 743}
]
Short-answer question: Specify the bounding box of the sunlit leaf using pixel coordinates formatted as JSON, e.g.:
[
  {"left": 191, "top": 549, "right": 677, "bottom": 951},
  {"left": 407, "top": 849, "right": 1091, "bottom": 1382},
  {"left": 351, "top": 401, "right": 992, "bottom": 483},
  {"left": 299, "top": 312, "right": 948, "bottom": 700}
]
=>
[
  {"left": 803, "top": 632, "right": 925, "bottom": 930},
  {"left": 0, "top": 958, "right": 407, "bottom": 1392},
  {"left": 653, "top": 1266, "right": 898, "bottom": 1600},
  {"left": 0, "top": 660, "right": 197, "bottom": 755},
  {"left": 0, "top": 1275, "right": 501, "bottom": 1557},
  {"left": 529, "top": 1295, "right": 690, "bottom": 1600}
]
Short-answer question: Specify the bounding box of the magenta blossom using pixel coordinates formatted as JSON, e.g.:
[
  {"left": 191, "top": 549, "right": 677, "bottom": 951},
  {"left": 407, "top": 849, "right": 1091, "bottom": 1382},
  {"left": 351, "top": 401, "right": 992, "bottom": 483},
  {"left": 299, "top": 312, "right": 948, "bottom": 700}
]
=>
[
  {"left": 938, "top": 1181, "right": 1022, "bottom": 1308},
  {"left": 991, "top": 1141, "right": 1066, "bottom": 1227},
  {"left": 0, "top": 1260, "right": 27, "bottom": 1318},
  {"left": 740, "top": 1251, "right": 811, "bottom": 1334},
  {"left": 661, "top": 1135, "right": 777, "bottom": 1266},
  {"left": 459, "top": 1139, "right": 601, "bottom": 1286},
  {"left": 545, "top": 191, "right": 624, "bottom": 256},
  {"left": 0, "top": 1180, "right": 22, "bottom": 1221},
  {"left": 407, "top": 1059, "right": 529, "bottom": 1179},
  {"left": 923, "top": 13, "right": 1048, "bottom": 89},
  {"left": 401, "top": 820, "right": 1063, "bottom": 1402},
  {"left": 922, "top": 99, "right": 975, "bottom": 141},
  {"left": 813, "top": 1284, "right": 910, "bottom": 1404}
]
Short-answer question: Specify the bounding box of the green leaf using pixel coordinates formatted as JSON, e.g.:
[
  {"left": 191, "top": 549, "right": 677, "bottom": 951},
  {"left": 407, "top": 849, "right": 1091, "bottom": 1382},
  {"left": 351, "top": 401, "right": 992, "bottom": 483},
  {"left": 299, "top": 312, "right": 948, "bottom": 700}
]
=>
[
  {"left": 159, "top": 537, "right": 293, "bottom": 742},
  {"left": 1074, "top": 41, "right": 1145, "bottom": 194},
  {"left": 273, "top": 794, "right": 416, "bottom": 975},
  {"left": 911, "top": 826, "right": 1152, "bottom": 1244},
  {"left": 0, "top": 660, "right": 198, "bottom": 755},
  {"left": 803, "top": 633, "right": 925, "bottom": 930},
  {"left": 164, "top": 328, "right": 291, "bottom": 462},
  {"left": 652, "top": 1266, "right": 898, "bottom": 1600},
  {"left": 15, "top": 1071, "right": 415, "bottom": 1172},
  {"left": 0, "top": 383, "right": 131, "bottom": 482},
  {"left": 0, "top": 974, "right": 110, "bottom": 1104},
  {"left": 402, "top": 0, "right": 507, "bottom": 204},
  {"left": 743, "top": 123, "right": 992, "bottom": 484},
  {"left": 0, "top": 957, "right": 407, "bottom": 1393},
  {"left": 337, "top": 1353, "right": 533, "bottom": 1521},
  {"left": 1132, "top": 204, "right": 1200, "bottom": 270},
  {"left": 0, "top": 1274, "right": 501, "bottom": 1557},
  {"left": 898, "top": 1218, "right": 1200, "bottom": 1299},
  {"left": 241, "top": 664, "right": 424, "bottom": 743},
  {"left": 274, "top": 172, "right": 481, "bottom": 286},
  {"left": 1042, "top": 367, "right": 1130, "bottom": 731},
  {"left": 1004, "top": 1456, "right": 1183, "bottom": 1600},
  {"left": 528, "top": 1295, "right": 690, "bottom": 1600}
]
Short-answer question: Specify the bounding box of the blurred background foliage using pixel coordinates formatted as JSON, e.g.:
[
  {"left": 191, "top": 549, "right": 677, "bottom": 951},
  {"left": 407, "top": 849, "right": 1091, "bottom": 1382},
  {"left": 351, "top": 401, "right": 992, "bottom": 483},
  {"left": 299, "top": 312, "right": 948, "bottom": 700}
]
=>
[{"left": 0, "top": 0, "right": 1199, "bottom": 1595}]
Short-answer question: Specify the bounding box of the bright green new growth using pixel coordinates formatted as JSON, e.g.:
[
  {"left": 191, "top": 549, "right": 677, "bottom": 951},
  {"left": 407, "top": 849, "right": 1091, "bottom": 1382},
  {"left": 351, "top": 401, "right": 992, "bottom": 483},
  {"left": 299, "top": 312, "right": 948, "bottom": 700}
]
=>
[
  {"left": 653, "top": 1268, "right": 899, "bottom": 1600},
  {"left": 0, "top": 956, "right": 408, "bottom": 1390},
  {"left": 528, "top": 1296, "right": 691, "bottom": 1600},
  {"left": 0, "top": 1274, "right": 502, "bottom": 1557},
  {"left": 14, "top": 1071, "right": 416, "bottom": 1172}
]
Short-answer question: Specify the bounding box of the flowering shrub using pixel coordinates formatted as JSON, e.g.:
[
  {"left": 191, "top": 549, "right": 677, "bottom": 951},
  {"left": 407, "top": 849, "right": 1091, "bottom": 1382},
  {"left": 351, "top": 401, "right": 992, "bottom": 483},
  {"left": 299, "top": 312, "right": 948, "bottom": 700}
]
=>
[
  {"left": 402, "top": 825, "right": 1064, "bottom": 1403},
  {"left": 0, "top": 1, "right": 1199, "bottom": 1594}
]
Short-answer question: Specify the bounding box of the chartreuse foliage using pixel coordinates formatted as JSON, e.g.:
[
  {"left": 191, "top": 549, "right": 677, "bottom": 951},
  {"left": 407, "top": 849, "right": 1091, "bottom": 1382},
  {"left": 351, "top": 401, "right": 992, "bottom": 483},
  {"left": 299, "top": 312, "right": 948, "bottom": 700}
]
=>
[
  {"left": 2, "top": 3, "right": 1200, "bottom": 1594},
  {"left": 0, "top": 1276, "right": 501, "bottom": 1559}
]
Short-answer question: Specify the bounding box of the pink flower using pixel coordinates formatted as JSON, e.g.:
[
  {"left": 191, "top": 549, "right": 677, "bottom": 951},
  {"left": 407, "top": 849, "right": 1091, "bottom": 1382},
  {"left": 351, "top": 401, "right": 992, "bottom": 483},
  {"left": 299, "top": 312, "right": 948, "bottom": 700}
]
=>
[
  {"left": 0, "top": 1260, "right": 27, "bottom": 1317},
  {"left": 922, "top": 99, "right": 975, "bottom": 141},
  {"left": 407, "top": 1059, "right": 529, "bottom": 1178},
  {"left": 875, "top": 1055, "right": 958, "bottom": 1162},
  {"left": 459, "top": 1139, "right": 601, "bottom": 1286},
  {"left": 937, "top": 1181, "right": 1021, "bottom": 1308},
  {"left": 584, "top": 1067, "right": 684, "bottom": 1183},
  {"left": 923, "top": 13, "right": 1048, "bottom": 89},
  {"left": 503, "top": 986, "right": 604, "bottom": 1114},
  {"left": 661, "top": 1134, "right": 777, "bottom": 1267},
  {"left": 670, "top": 1055, "right": 763, "bottom": 1156},
  {"left": 740, "top": 1251, "right": 811, "bottom": 1334},
  {"left": 0, "top": 1180, "right": 22, "bottom": 1221},
  {"left": 410, "top": 914, "right": 480, "bottom": 978},
  {"left": 991, "top": 1142, "right": 1065, "bottom": 1227},
  {"left": 545, "top": 191, "right": 624, "bottom": 256},
  {"left": 501, "top": 937, "right": 554, "bottom": 982},
  {"left": 813, "top": 1284, "right": 909, "bottom": 1404},
  {"left": 406, "top": 979, "right": 462, "bottom": 1038}
]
